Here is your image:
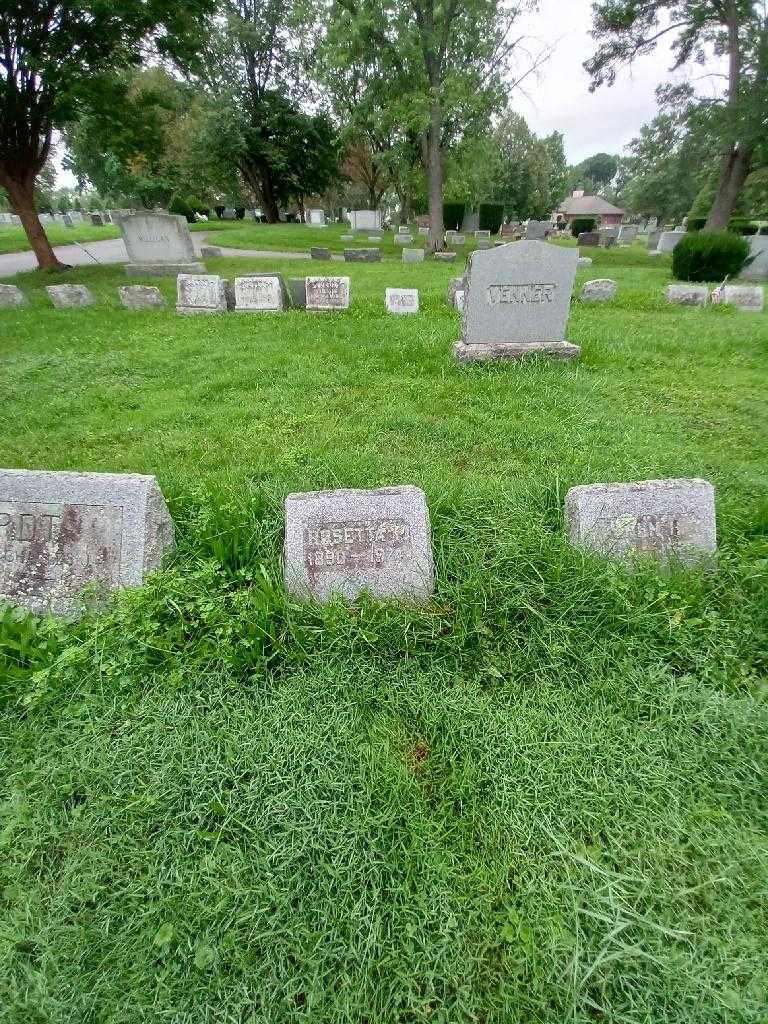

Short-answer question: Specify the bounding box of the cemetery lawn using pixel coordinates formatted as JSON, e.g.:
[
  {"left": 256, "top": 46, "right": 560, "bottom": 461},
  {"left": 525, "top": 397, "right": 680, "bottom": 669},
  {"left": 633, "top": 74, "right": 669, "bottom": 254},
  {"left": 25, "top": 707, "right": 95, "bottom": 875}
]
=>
[
  {"left": 0, "top": 222, "right": 121, "bottom": 254},
  {"left": 1, "top": 246, "right": 768, "bottom": 1024}
]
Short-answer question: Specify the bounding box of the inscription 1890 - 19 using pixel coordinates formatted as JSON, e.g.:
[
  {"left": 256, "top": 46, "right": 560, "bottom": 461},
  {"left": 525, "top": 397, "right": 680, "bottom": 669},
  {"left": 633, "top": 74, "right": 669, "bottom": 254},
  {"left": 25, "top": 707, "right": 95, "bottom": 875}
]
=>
[
  {"left": 487, "top": 283, "right": 555, "bottom": 305},
  {"left": 304, "top": 518, "right": 412, "bottom": 570}
]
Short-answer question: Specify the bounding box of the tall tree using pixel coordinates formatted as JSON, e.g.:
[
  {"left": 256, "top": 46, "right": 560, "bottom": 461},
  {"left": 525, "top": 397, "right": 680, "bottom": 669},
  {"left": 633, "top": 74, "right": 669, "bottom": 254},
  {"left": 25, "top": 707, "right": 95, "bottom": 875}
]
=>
[
  {"left": 323, "top": 0, "right": 540, "bottom": 251},
  {"left": 0, "top": 1, "right": 215, "bottom": 270},
  {"left": 585, "top": 1, "right": 768, "bottom": 230}
]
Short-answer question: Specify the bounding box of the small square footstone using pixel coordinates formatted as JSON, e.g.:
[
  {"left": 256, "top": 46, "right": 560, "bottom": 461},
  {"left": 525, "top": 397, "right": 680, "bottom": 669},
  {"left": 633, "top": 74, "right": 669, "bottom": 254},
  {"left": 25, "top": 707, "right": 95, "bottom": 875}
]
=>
[
  {"left": 343, "top": 248, "right": 380, "bottom": 262},
  {"left": 581, "top": 279, "right": 617, "bottom": 302},
  {"left": 0, "top": 469, "right": 174, "bottom": 616},
  {"left": 0, "top": 284, "right": 27, "bottom": 308},
  {"left": 577, "top": 257, "right": 593, "bottom": 267},
  {"left": 454, "top": 290, "right": 466, "bottom": 311},
  {"left": 666, "top": 283, "right": 708, "bottom": 306},
  {"left": 565, "top": 478, "right": 716, "bottom": 565},
  {"left": 340, "top": 234, "right": 354, "bottom": 241},
  {"left": 310, "top": 247, "right": 331, "bottom": 261},
  {"left": 306, "top": 276, "right": 350, "bottom": 310},
  {"left": 386, "top": 288, "right": 419, "bottom": 314},
  {"left": 402, "top": 248, "right": 425, "bottom": 263},
  {"left": 284, "top": 485, "right": 434, "bottom": 603},
  {"left": 176, "top": 274, "right": 227, "bottom": 315},
  {"left": 46, "top": 284, "right": 95, "bottom": 309},
  {"left": 434, "top": 251, "right": 457, "bottom": 262},
  {"left": 394, "top": 235, "right": 413, "bottom": 245},
  {"left": 454, "top": 240, "right": 579, "bottom": 362},
  {"left": 119, "top": 285, "right": 165, "bottom": 310},
  {"left": 200, "top": 246, "right": 222, "bottom": 258},
  {"left": 233, "top": 275, "right": 286, "bottom": 311},
  {"left": 447, "top": 277, "right": 464, "bottom": 304},
  {"left": 712, "top": 283, "right": 764, "bottom": 313},
  {"left": 367, "top": 235, "right": 382, "bottom": 242},
  {"left": 287, "top": 277, "right": 307, "bottom": 308}
]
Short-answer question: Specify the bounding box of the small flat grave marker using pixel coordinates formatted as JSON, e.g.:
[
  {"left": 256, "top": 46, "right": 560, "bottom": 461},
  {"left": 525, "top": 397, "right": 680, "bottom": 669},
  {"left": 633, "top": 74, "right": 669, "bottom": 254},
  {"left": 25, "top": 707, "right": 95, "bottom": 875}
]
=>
[
  {"left": 0, "top": 284, "right": 27, "bottom": 308},
  {"left": 666, "top": 284, "right": 708, "bottom": 307},
  {"left": 386, "top": 288, "right": 419, "bottom": 314},
  {"left": 402, "top": 248, "right": 425, "bottom": 263},
  {"left": 46, "top": 285, "right": 95, "bottom": 309},
  {"left": 284, "top": 486, "right": 434, "bottom": 602},
  {"left": 712, "top": 283, "right": 764, "bottom": 313},
  {"left": 118, "top": 285, "right": 165, "bottom": 310},
  {"left": 310, "top": 247, "right": 331, "bottom": 261},
  {"left": 176, "top": 274, "right": 227, "bottom": 315},
  {"left": 306, "top": 276, "right": 350, "bottom": 310},
  {"left": 581, "top": 279, "right": 617, "bottom": 302},
  {"left": 233, "top": 275, "right": 286, "bottom": 311}
]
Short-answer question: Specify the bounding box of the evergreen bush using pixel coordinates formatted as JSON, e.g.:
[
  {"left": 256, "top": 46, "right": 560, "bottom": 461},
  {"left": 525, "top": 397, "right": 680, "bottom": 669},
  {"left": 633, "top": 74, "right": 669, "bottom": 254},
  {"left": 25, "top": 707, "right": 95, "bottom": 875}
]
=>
[
  {"left": 443, "top": 202, "right": 466, "bottom": 231},
  {"left": 672, "top": 231, "right": 750, "bottom": 282},
  {"left": 169, "top": 196, "right": 195, "bottom": 223},
  {"left": 570, "top": 217, "right": 596, "bottom": 238},
  {"left": 478, "top": 202, "right": 504, "bottom": 233}
]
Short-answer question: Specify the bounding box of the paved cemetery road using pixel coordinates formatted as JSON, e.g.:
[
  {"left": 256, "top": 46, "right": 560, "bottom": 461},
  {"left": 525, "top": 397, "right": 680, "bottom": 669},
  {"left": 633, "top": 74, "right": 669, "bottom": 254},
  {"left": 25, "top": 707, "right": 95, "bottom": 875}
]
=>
[{"left": 0, "top": 235, "right": 323, "bottom": 277}]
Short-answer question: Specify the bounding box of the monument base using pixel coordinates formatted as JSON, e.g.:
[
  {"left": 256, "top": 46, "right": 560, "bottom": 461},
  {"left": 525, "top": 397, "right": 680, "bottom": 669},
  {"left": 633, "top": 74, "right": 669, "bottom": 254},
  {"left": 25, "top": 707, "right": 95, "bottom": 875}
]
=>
[
  {"left": 126, "top": 261, "right": 206, "bottom": 277},
  {"left": 454, "top": 341, "right": 581, "bottom": 363},
  {"left": 176, "top": 306, "right": 226, "bottom": 316}
]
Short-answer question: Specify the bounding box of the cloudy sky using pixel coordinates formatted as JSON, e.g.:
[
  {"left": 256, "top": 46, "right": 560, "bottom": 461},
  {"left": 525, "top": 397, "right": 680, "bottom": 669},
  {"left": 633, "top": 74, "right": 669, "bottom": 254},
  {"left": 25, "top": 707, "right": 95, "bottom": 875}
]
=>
[{"left": 511, "top": 0, "right": 720, "bottom": 165}]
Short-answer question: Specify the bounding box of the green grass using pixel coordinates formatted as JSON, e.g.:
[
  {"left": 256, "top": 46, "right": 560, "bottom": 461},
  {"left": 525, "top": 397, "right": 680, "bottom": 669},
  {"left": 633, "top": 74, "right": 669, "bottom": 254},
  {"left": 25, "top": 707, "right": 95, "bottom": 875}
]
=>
[
  {"left": 0, "top": 222, "right": 121, "bottom": 254},
  {"left": 1, "top": 246, "right": 767, "bottom": 1023}
]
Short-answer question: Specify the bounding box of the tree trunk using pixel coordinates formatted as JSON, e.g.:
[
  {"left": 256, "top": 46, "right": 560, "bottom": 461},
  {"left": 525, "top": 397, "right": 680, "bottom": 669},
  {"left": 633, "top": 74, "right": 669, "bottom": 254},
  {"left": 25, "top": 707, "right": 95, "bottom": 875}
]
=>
[
  {"left": 3, "top": 176, "right": 66, "bottom": 271},
  {"left": 260, "top": 169, "right": 281, "bottom": 223},
  {"left": 704, "top": 143, "right": 752, "bottom": 230},
  {"left": 425, "top": 94, "right": 444, "bottom": 253}
]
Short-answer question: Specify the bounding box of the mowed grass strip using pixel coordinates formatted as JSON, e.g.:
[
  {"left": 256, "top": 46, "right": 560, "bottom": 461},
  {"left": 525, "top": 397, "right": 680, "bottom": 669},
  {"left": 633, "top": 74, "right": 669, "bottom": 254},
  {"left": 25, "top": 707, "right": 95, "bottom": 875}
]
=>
[
  {"left": 1, "top": 247, "right": 767, "bottom": 1023},
  {"left": 0, "top": 222, "right": 122, "bottom": 254}
]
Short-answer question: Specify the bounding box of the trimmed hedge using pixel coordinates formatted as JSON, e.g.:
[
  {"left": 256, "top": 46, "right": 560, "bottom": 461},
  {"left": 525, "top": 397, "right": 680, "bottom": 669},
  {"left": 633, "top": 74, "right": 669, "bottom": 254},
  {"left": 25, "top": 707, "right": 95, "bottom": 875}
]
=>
[
  {"left": 570, "top": 217, "right": 596, "bottom": 238},
  {"left": 478, "top": 202, "right": 504, "bottom": 233},
  {"left": 672, "top": 231, "right": 750, "bottom": 282},
  {"left": 729, "top": 218, "right": 758, "bottom": 235},
  {"left": 686, "top": 217, "right": 707, "bottom": 232},
  {"left": 169, "top": 197, "right": 195, "bottom": 223},
  {"left": 443, "top": 202, "right": 466, "bottom": 231}
]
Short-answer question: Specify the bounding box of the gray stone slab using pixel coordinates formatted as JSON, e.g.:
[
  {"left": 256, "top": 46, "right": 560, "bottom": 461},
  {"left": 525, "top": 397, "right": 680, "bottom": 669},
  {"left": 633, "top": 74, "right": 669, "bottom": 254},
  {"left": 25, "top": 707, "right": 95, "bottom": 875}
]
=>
[
  {"left": 90, "top": 214, "right": 104, "bottom": 227},
  {"left": 367, "top": 235, "right": 382, "bottom": 242},
  {"left": 394, "top": 235, "right": 414, "bottom": 245},
  {"left": 120, "top": 212, "right": 203, "bottom": 276},
  {"left": 447, "top": 277, "right": 464, "bottom": 304},
  {"left": 565, "top": 478, "right": 716, "bottom": 565},
  {"left": 741, "top": 235, "right": 768, "bottom": 282},
  {"left": 0, "top": 468, "right": 174, "bottom": 616},
  {"left": 647, "top": 230, "right": 661, "bottom": 250},
  {"left": 233, "top": 274, "right": 286, "bottom": 311},
  {"left": 712, "top": 283, "right": 764, "bottom": 313},
  {"left": 46, "top": 285, "right": 95, "bottom": 309},
  {"left": 454, "top": 240, "right": 579, "bottom": 362},
  {"left": 434, "top": 252, "right": 457, "bottom": 262},
  {"left": 402, "top": 248, "right": 425, "bottom": 263},
  {"left": 343, "top": 248, "right": 380, "bottom": 262},
  {"left": 656, "top": 230, "right": 685, "bottom": 254},
  {"left": 176, "top": 274, "right": 227, "bottom": 315},
  {"left": 385, "top": 288, "right": 419, "bottom": 314},
  {"left": 666, "top": 284, "right": 709, "bottom": 307},
  {"left": 0, "top": 284, "right": 27, "bottom": 308},
  {"left": 524, "top": 221, "right": 550, "bottom": 241},
  {"left": 310, "top": 247, "right": 332, "bottom": 261},
  {"left": 577, "top": 232, "right": 599, "bottom": 247},
  {"left": 617, "top": 225, "right": 638, "bottom": 245},
  {"left": 200, "top": 246, "right": 222, "bottom": 258},
  {"left": 577, "top": 257, "right": 593, "bottom": 267},
  {"left": 287, "top": 277, "right": 307, "bottom": 309},
  {"left": 581, "top": 279, "right": 617, "bottom": 302},
  {"left": 475, "top": 230, "right": 491, "bottom": 238},
  {"left": 397, "top": 226, "right": 410, "bottom": 234},
  {"left": 306, "top": 276, "right": 350, "bottom": 310},
  {"left": 454, "top": 290, "right": 465, "bottom": 312},
  {"left": 118, "top": 285, "right": 165, "bottom": 310},
  {"left": 340, "top": 234, "right": 354, "bottom": 241},
  {"left": 284, "top": 485, "right": 434, "bottom": 602}
]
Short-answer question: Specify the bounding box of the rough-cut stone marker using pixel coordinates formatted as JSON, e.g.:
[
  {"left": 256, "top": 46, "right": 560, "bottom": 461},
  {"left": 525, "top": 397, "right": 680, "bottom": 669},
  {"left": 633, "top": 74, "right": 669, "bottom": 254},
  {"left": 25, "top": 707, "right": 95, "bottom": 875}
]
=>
[
  {"left": 176, "top": 274, "right": 227, "bottom": 315},
  {"left": 666, "top": 283, "right": 708, "bottom": 307},
  {"left": 310, "top": 246, "right": 331, "bottom": 261},
  {"left": 454, "top": 240, "right": 579, "bottom": 362},
  {"left": 0, "top": 284, "right": 27, "bottom": 308},
  {"left": 402, "top": 248, "right": 425, "bottom": 263},
  {"left": 0, "top": 468, "right": 174, "bottom": 616},
  {"left": 712, "top": 283, "right": 764, "bottom": 313},
  {"left": 287, "top": 278, "right": 306, "bottom": 309},
  {"left": 565, "top": 478, "right": 716, "bottom": 565},
  {"left": 200, "top": 246, "right": 222, "bottom": 258},
  {"left": 394, "top": 235, "right": 414, "bottom": 245},
  {"left": 118, "top": 285, "right": 165, "bottom": 310},
  {"left": 343, "top": 248, "right": 380, "bottom": 262},
  {"left": 306, "top": 276, "right": 350, "bottom": 310},
  {"left": 46, "top": 285, "right": 95, "bottom": 309},
  {"left": 581, "top": 279, "right": 617, "bottom": 302},
  {"left": 577, "top": 257, "right": 593, "bottom": 267},
  {"left": 386, "top": 288, "right": 419, "bottom": 314},
  {"left": 284, "top": 485, "right": 434, "bottom": 602},
  {"left": 233, "top": 275, "right": 286, "bottom": 311},
  {"left": 121, "top": 212, "right": 205, "bottom": 276},
  {"left": 434, "top": 251, "right": 457, "bottom": 262}
]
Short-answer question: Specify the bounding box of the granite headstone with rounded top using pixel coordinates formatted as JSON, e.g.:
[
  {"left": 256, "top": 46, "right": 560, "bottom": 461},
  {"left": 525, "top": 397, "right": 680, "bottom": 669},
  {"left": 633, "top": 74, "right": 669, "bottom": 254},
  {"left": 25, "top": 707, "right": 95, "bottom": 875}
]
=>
[{"left": 121, "top": 212, "right": 205, "bottom": 277}]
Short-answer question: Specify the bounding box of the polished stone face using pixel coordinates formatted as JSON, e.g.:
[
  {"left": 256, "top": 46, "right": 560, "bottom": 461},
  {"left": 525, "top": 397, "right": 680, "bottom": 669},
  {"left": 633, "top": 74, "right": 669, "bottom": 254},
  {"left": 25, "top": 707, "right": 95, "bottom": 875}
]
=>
[
  {"left": 565, "top": 478, "right": 717, "bottom": 564},
  {"left": 284, "top": 486, "right": 434, "bottom": 602},
  {"left": 0, "top": 470, "right": 174, "bottom": 616}
]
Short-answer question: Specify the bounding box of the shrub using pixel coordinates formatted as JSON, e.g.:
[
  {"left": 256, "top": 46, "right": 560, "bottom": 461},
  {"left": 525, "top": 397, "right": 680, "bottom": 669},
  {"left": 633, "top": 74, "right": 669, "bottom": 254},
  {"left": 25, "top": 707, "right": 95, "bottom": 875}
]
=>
[
  {"left": 443, "top": 202, "right": 466, "bottom": 231},
  {"left": 686, "top": 217, "right": 707, "bottom": 232},
  {"left": 570, "top": 217, "right": 596, "bottom": 238},
  {"left": 478, "top": 202, "right": 504, "bottom": 233},
  {"left": 214, "top": 205, "right": 225, "bottom": 219},
  {"left": 672, "top": 231, "right": 750, "bottom": 282},
  {"left": 729, "top": 217, "right": 758, "bottom": 235},
  {"left": 186, "top": 197, "right": 210, "bottom": 219},
  {"left": 760, "top": 225, "right": 768, "bottom": 236},
  {"left": 169, "top": 196, "right": 195, "bottom": 223},
  {"left": 235, "top": 207, "right": 245, "bottom": 220}
]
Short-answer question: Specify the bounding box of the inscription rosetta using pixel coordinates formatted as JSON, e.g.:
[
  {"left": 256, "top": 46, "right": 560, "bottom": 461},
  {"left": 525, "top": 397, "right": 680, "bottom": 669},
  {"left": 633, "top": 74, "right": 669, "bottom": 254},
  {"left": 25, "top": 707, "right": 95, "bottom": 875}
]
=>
[
  {"left": 487, "top": 283, "right": 556, "bottom": 305},
  {"left": 304, "top": 518, "right": 412, "bottom": 571}
]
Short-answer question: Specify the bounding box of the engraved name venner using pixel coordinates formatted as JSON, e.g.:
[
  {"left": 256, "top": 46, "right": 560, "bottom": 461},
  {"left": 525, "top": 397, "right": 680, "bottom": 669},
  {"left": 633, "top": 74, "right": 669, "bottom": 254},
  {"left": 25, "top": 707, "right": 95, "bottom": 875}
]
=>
[
  {"left": 304, "top": 518, "right": 412, "bottom": 570},
  {"left": 487, "top": 283, "right": 556, "bottom": 305}
]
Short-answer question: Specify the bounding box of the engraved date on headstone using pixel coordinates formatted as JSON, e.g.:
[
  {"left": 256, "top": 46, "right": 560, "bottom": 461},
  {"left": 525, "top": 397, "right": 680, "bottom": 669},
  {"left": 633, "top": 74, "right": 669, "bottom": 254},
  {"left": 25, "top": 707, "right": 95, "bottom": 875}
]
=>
[{"left": 304, "top": 518, "right": 412, "bottom": 571}]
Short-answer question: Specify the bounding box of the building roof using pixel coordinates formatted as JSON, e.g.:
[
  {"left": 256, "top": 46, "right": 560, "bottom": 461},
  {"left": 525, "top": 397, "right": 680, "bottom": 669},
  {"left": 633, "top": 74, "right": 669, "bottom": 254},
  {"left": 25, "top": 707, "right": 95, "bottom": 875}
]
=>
[{"left": 558, "top": 195, "right": 625, "bottom": 216}]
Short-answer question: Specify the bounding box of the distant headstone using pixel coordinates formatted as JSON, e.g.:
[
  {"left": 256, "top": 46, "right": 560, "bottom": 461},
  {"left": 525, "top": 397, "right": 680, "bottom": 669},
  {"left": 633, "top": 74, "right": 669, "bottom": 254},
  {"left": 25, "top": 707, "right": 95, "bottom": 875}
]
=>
[
  {"left": 306, "top": 276, "right": 350, "bottom": 310},
  {"left": 340, "top": 234, "right": 354, "bottom": 241},
  {"left": 617, "top": 225, "right": 638, "bottom": 245},
  {"left": 451, "top": 234, "right": 466, "bottom": 245},
  {"left": 46, "top": 285, "right": 95, "bottom": 309},
  {"left": 394, "top": 235, "right": 414, "bottom": 245},
  {"left": 200, "top": 245, "right": 222, "bottom": 258},
  {"left": 454, "top": 240, "right": 579, "bottom": 362},
  {"left": 385, "top": 288, "right": 419, "bottom": 315},
  {"left": 656, "top": 231, "right": 685, "bottom": 254},
  {"left": 121, "top": 212, "right": 205, "bottom": 276},
  {"left": 0, "top": 284, "right": 27, "bottom": 308},
  {"left": 402, "top": 248, "right": 425, "bottom": 263},
  {"left": 454, "top": 290, "right": 465, "bottom": 312},
  {"left": 284, "top": 485, "right": 434, "bottom": 602},
  {"left": 118, "top": 285, "right": 165, "bottom": 310},
  {"left": 311, "top": 247, "right": 332, "bottom": 261},
  {"left": 434, "top": 252, "right": 457, "bottom": 262},
  {"left": 63, "top": 213, "right": 74, "bottom": 228},
  {"left": 741, "top": 235, "right": 768, "bottom": 282},
  {"left": 647, "top": 217, "right": 658, "bottom": 231},
  {"left": 398, "top": 225, "right": 410, "bottom": 234},
  {"left": 90, "top": 213, "right": 103, "bottom": 227},
  {"left": 417, "top": 226, "right": 429, "bottom": 236},
  {"left": 475, "top": 230, "right": 491, "bottom": 239},
  {"left": 233, "top": 275, "right": 286, "bottom": 311},
  {"left": 0, "top": 468, "right": 174, "bottom": 616},
  {"left": 666, "top": 284, "right": 708, "bottom": 307},
  {"left": 565, "top": 478, "right": 716, "bottom": 565},
  {"left": 348, "top": 210, "right": 381, "bottom": 231},
  {"left": 524, "top": 220, "right": 550, "bottom": 241},
  {"left": 577, "top": 232, "right": 599, "bottom": 247},
  {"left": 287, "top": 278, "right": 307, "bottom": 309},
  {"left": 343, "top": 248, "right": 380, "bottom": 262},
  {"left": 712, "top": 283, "right": 764, "bottom": 313},
  {"left": 647, "top": 230, "right": 662, "bottom": 251},
  {"left": 308, "top": 208, "right": 326, "bottom": 226},
  {"left": 599, "top": 228, "right": 619, "bottom": 248},
  {"left": 176, "top": 274, "right": 228, "bottom": 315},
  {"left": 577, "top": 257, "right": 593, "bottom": 267},
  {"left": 581, "top": 279, "right": 617, "bottom": 302},
  {"left": 222, "top": 208, "right": 237, "bottom": 221},
  {"left": 447, "top": 277, "right": 464, "bottom": 304},
  {"left": 367, "top": 235, "right": 382, "bottom": 241}
]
